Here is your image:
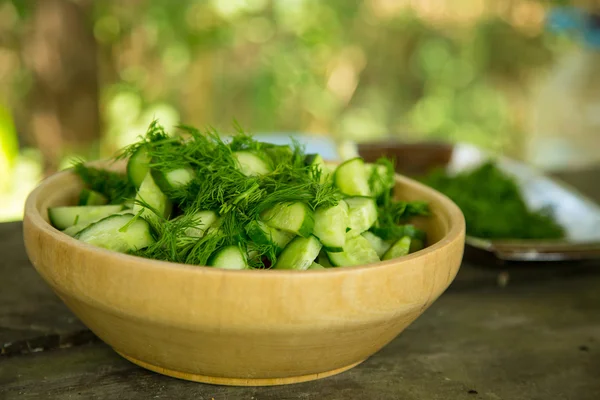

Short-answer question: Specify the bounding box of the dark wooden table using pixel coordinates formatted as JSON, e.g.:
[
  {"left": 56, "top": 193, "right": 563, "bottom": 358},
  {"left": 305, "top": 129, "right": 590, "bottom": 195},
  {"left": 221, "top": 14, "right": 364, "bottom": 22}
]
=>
[{"left": 1, "top": 170, "right": 600, "bottom": 399}]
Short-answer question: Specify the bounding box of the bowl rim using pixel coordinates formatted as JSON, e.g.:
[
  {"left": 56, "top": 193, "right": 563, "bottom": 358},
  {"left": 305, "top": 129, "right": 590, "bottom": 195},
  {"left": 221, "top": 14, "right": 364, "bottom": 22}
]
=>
[{"left": 24, "top": 164, "right": 465, "bottom": 276}]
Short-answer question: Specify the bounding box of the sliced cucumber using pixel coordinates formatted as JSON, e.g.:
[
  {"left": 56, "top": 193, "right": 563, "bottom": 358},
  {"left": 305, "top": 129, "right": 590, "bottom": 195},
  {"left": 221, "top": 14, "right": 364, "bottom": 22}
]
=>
[
  {"left": 133, "top": 172, "right": 172, "bottom": 220},
  {"left": 245, "top": 220, "right": 295, "bottom": 252},
  {"left": 261, "top": 202, "right": 314, "bottom": 237},
  {"left": 305, "top": 153, "right": 324, "bottom": 166},
  {"left": 63, "top": 223, "right": 91, "bottom": 237},
  {"left": 62, "top": 209, "right": 133, "bottom": 237},
  {"left": 361, "top": 231, "right": 392, "bottom": 258},
  {"left": 366, "top": 162, "right": 395, "bottom": 198},
  {"left": 184, "top": 211, "right": 219, "bottom": 238},
  {"left": 317, "top": 250, "right": 333, "bottom": 268},
  {"left": 334, "top": 158, "right": 370, "bottom": 196},
  {"left": 312, "top": 201, "right": 348, "bottom": 252},
  {"left": 151, "top": 166, "right": 195, "bottom": 194},
  {"left": 127, "top": 146, "right": 151, "bottom": 188},
  {"left": 308, "top": 262, "right": 326, "bottom": 270},
  {"left": 409, "top": 237, "right": 425, "bottom": 253},
  {"left": 208, "top": 246, "right": 249, "bottom": 270},
  {"left": 273, "top": 236, "right": 322, "bottom": 270},
  {"left": 327, "top": 233, "right": 380, "bottom": 267},
  {"left": 75, "top": 214, "right": 155, "bottom": 253},
  {"left": 233, "top": 151, "right": 272, "bottom": 176},
  {"left": 78, "top": 189, "right": 108, "bottom": 206},
  {"left": 345, "top": 196, "right": 377, "bottom": 237},
  {"left": 305, "top": 153, "right": 329, "bottom": 183},
  {"left": 48, "top": 205, "right": 124, "bottom": 230},
  {"left": 382, "top": 236, "right": 411, "bottom": 260}
]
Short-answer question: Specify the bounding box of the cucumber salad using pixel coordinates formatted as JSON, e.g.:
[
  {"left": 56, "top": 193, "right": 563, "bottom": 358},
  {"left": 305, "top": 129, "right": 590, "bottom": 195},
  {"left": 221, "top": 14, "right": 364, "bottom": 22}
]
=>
[{"left": 48, "top": 122, "right": 430, "bottom": 270}]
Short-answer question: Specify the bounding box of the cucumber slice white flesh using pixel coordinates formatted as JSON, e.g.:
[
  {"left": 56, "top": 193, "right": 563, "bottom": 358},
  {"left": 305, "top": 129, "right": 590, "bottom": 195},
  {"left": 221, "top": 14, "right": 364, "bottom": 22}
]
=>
[
  {"left": 334, "top": 158, "right": 370, "bottom": 196},
  {"left": 127, "top": 146, "right": 151, "bottom": 188},
  {"left": 75, "top": 214, "right": 155, "bottom": 253},
  {"left": 382, "top": 236, "right": 411, "bottom": 260},
  {"left": 48, "top": 205, "right": 124, "bottom": 230},
  {"left": 361, "top": 231, "right": 392, "bottom": 258},
  {"left": 366, "top": 163, "right": 395, "bottom": 198},
  {"left": 261, "top": 202, "right": 314, "bottom": 237},
  {"left": 62, "top": 209, "right": 133, "bottom": 237},
  {"left": 233, "top": 151, "right": 272, "bottom": 176},
  {"left": 312, "top": 201, "right": 348, "bottom": 252},
  {"left": 273, "top": 236, "right": 322, "bottom": 270},
  {"left": 345, "top": 196, "right": 378, "bottom": 237},
  {"left": 133, "top": 172, "right": 172, "bottom": 220},
  {"left": 245, "top": 220, "right": 295, "bottom": 252},
  {"left": 327, "top": 233, "right": 380, "bottom": 267},
  {"left": 78, "top": 189, "right": 108, "bottom": 206},
  {"left": 208, "top": 246, "right": 249, "bottom": 270},
  {"left": 184, "top": 211, "right": 218, "bottom": 238},
  {"left": 308, "top": 262, "right": 326, "bottom": 270},
  {"left": 151, "top": 167, "right": 195, "bottom": 193}
]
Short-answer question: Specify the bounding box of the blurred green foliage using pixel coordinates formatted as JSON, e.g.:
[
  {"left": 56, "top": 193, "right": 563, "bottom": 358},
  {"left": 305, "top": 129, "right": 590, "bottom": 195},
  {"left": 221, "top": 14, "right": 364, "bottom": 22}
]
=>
[{"left": 0, "top": 0, "right": 579, "bottom": 220}]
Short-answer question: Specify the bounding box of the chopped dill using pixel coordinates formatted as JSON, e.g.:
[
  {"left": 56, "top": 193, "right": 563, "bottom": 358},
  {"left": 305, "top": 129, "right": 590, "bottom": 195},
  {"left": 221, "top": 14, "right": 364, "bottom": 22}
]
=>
[{"left": 73, "top": 162, "right": 135, "bottom": 204}]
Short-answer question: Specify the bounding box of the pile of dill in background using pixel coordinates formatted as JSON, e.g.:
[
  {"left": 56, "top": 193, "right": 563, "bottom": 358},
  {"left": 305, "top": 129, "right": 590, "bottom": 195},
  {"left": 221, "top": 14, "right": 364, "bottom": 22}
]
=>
[{"left": 421, "top": 162, "right": 565, "bottom": 240}]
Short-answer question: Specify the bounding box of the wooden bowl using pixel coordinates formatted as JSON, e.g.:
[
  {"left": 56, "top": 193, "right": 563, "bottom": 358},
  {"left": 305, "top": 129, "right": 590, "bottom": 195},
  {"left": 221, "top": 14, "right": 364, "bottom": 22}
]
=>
[{"left": 22, "top": 164, "right": 465, "bottom": 386}]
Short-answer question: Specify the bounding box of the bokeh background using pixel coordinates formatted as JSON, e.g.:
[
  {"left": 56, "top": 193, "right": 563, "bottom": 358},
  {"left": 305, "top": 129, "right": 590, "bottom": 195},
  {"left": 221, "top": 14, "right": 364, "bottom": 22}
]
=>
[{"left": 0, "top": 0, "right": 595, "bottom": 221}]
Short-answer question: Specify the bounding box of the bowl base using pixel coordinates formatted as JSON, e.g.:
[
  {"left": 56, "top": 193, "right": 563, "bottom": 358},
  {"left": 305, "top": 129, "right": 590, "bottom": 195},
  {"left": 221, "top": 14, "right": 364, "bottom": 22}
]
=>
[{"left": 116, "top": 351, "right": 365, "bottom": 386}]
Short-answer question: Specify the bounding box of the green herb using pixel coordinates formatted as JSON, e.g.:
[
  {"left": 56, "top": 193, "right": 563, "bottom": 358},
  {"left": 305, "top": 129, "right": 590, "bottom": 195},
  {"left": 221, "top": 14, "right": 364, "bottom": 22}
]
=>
[
  {"left": 367, "top": 157, "right": 430, "bottom": 241},
  {"left": 73, "top": 162, "right": 135, "bottom": 204},
  {"left": 421, "top": 161, "right": 565, "bottom": 240}
]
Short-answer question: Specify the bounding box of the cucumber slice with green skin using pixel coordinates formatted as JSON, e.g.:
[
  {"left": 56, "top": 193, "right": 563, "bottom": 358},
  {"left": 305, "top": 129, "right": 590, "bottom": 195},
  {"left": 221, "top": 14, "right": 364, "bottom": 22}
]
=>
[
  {"left": 261, "top": 202, "right": 314, "bottom": 237},
  {"left": 151, "top": 166, "right": 195, "bottom": 194},
  {"left": 305, "top": 153, "right": 329, "bottom": 183},
  {"left": 317, "top": 250, "right": 333, "bottom": 268},
  {"left": 208, "top": 246, "right": 249, "bottom": 270},
  {"left": 133, "top": 172, "right": 172, "bottom": 220},
  {"left": 312, "top": 201, "right": 348, "bottom": 252},
  {"left": 305, "top": 153, "right": 323, "bottom": 166},
  {"left": 361, "top": 231, "right": 392, "bottom": 258},
  {"left": 334, "top": 158, "right": 371, "bottom": 196},
  {"left": 233, "top": 151, "right": 272, "bottom": 176},
  {"left": 308, "top": 262, "right": 326, "bottom": 270},
  {"left": 78, "top": 189, "right": 108, "bottom": 206},
  {"left": 273, "top": 236, "right": 322, "bottom": 270},
  {"left": 409, "top": 238, "right": 425, "bottom": 253},
  {"left": 62, "top": 209, "right": 133, "bottom": 237},
  {"left": 75, "top": 213, "right": 155, "bottom": 253},
  {"left": 345, "top": 196, "right": 378, "bottom": 237},
  {"left": 48, "top": 205, "right": 124, "bottom": 230},
  {"left": 245, "top": 220, "right": 295, "bottom": 252},
  {"left": 327, "top": 233, "right": 380, "bottom": 267},
  {"left": 366, "top": 163, "right": 395, "bottom": 198},
  {"left": 184, "top": 211, "right": 218, "bottom": 238},
  {"left": 382, "top": 236, "right": 411, "bottom": 260},
  {"left": 127, "top": 146, "right": 151, "bottom": 188}
]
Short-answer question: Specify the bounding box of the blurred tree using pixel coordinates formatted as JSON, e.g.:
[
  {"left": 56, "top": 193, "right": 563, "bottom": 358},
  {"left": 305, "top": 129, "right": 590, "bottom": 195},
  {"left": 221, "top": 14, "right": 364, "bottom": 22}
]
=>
[{"left": 23, "top": 0, "right": 99, "bottom": 174}]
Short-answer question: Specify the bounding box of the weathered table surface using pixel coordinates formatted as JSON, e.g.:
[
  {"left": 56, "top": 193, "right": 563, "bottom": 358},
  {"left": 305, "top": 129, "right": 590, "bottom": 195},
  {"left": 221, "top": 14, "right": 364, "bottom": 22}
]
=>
[{"left": 1, "top": 169, "right": 600, "bottom": 400}]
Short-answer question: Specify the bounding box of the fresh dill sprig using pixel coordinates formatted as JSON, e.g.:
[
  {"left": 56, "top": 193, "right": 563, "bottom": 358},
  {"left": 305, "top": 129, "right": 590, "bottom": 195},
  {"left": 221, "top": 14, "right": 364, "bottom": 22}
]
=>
[{"left": 73, "top": 162, "right": 135, "bottom": 204}]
